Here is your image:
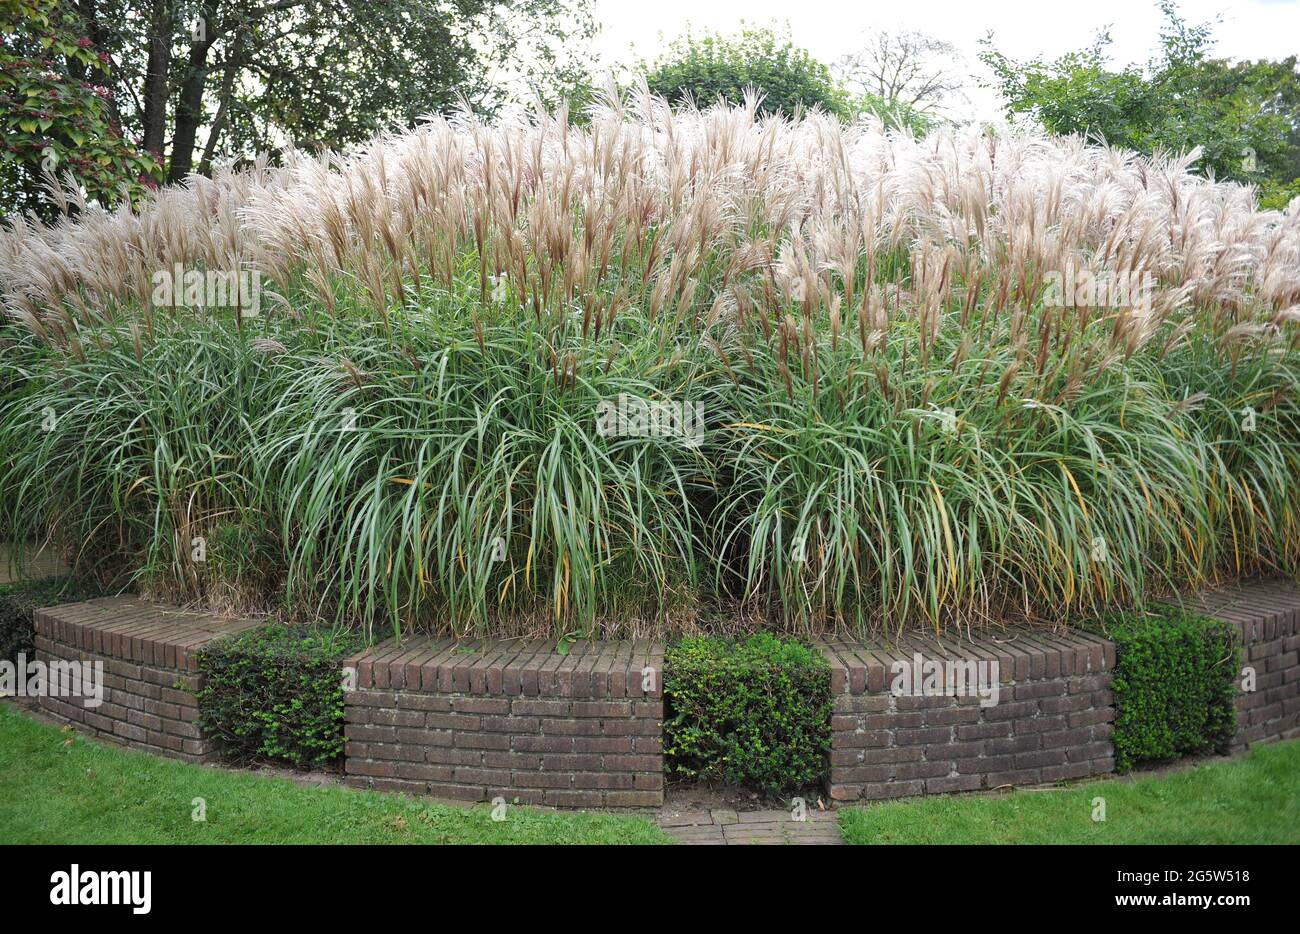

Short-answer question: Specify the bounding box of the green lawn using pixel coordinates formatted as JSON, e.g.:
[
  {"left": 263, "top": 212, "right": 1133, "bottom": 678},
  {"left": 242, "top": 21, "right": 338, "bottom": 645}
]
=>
[
  {"left": 840, "top": 740, "right": 1300, "bottom": 844},
  {"left": 9, "top": 698, "right": 1296, "bottom": 845},
  {"left": 0, "top": 706, "right": 669, "bottom": 844}
]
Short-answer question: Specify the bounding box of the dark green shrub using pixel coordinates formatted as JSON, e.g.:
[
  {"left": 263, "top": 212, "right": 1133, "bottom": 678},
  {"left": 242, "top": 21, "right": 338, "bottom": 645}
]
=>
[
  {"left": 664, "top": 632, "right": 832, "bottom": 795},
  {"left": 196, "top": 623, "right": 363, "bottom": 769},
  {"left": 644, "top": 27, "right": 850, "bottom": 119},
  {"left": 0, "top": 576, "right": 107, "bottom": 663},
  {"left": 1103, "top": 606, "right": 1238, "bottom": 771}
]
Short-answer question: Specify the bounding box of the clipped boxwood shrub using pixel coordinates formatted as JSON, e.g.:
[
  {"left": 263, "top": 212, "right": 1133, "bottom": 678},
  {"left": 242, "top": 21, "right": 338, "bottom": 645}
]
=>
[
  {"left": 0, "top": 576, "right": 106, "bottom": 663},
  {"left": 196, "top": 623, "right": 363, "bottom": 769},
  {"left": 1103, "top": 606, "right": 1237, "bottom": 771},
  {"left": 664, "top": 632, "right": 832, "bottom": 795}
]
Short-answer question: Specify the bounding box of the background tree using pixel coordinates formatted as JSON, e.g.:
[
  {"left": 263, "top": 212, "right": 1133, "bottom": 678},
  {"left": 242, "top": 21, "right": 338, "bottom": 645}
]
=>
[
  {"left": 643, "top": 26, "right": 848, "bottom": 119},
  {"left": 0, "top": 0, "right": 157, "bottom": 220},
  {"left": 835, "top": 29, "right": 967, "bottom": 122},
  {"left": 842, "top": 91, "right": 933, "bottom": 135},
  {"left": 4, "top": 0, "right": 596, "bottom": 215},
  {"left": 980, "top": 1, "right": 1300, "bottom": 207}
]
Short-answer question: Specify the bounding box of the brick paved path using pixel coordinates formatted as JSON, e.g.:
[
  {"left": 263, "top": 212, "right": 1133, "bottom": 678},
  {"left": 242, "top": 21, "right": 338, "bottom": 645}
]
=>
[{"left": 658, "top": 806, "right": 844, "bottom": 845}]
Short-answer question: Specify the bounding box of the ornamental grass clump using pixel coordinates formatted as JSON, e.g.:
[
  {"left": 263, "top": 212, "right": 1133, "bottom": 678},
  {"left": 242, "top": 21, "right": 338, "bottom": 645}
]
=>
[
  {"left": 2, "top": 90, "right": 1299, "bottom": 638},
  {"left": 0, "top": 317, "right": 281, "bottom": 608},
  {"left": 252, "top": 299, "right": 717, "bottom": 640}
]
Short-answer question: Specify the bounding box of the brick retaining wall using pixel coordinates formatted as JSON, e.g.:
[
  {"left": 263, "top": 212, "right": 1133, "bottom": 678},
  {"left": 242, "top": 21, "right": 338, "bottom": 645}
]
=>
[
  {"left": 1181, "top": 580, "right": 1300, "bottom": 750},
  {"left": 23, "top": 579, "right": 1300, "bottom": 807},
  {"left": 820, "top": 630, "right": 1117, "bottom": 802},
  {"left": 343, "top": 638, "right": 664, "bottom": 807},
  {"left": 32, "top": 597, "right": 262, "bottom": 761}
]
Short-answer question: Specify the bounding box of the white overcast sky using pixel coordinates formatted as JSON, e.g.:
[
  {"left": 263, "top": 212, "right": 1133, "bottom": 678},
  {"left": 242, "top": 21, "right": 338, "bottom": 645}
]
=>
[{"left": 588, "top": 0, "right": 1300, "bottom": 118}]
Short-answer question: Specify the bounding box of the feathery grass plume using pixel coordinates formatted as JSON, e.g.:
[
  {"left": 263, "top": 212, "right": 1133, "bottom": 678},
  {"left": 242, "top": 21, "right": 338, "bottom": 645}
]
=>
[{"left": 3, "top": 95, "right": 1300, "bottom": 639}]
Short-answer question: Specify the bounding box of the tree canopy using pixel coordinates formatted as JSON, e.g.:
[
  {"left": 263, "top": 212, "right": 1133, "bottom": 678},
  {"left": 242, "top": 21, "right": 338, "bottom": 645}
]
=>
[
  {"left": 1, "top": 0, "right": 595, "bottom": 217},
  {"left": 643, "top": 26, "right": 848, "bottom": 119},
  {"left": 1, "top": 0, "right": 158, "bottom": 219},
  {"left": 980, "top": 1, "right": 1300, "bottom": 207}
]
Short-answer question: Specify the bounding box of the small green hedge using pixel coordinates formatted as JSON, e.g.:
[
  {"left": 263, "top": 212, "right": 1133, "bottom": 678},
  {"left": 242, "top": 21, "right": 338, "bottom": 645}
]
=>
[
  {"left": 1104, "top": 606, "right": 1238, "bottom": 771},
  {"left": 196, "top": 623, "right": 363, "bottom": 769},
  {"left": 0, "top": 577, "right": 106, "bottom": 663},
  {"left": 664, "top": 632, "right": 832, "bottom": 795}
]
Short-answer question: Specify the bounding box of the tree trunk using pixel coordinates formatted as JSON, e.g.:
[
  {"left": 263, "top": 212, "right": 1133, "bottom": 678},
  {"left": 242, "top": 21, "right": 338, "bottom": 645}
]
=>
[
  {"left": 69, "top": 0, "right": 120, "bottom": 128},
  {"left": 198, "top": 30, "right": 246, "bottom": 176},
  {"left": 141, "top": 0, "right": 174, "bottom": 160},
  {"left": 167, "top": 0, "right": 221, "bottom": 182}
]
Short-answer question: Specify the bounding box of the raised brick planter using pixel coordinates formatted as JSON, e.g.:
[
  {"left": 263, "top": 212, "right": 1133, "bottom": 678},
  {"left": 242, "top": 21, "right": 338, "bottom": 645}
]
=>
[
  {"left": 820, "top": 630, "right": 1117, "bottom": 802},
  {"left": 23, "top": 578, "right": 1300, "bottom": 808},
  {"left": 343, "top": 638, "right": 664, "bottom": 807},
  {"left": 32, "top": 596, "right": 262, "bottom": 761},
  {"left": 1181, "top": 579, "right": 1300, "bottom": 750}
]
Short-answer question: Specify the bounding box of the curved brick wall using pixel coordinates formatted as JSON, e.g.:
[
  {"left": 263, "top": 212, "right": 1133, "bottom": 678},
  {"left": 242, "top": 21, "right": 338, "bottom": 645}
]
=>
[
  {"left": 341, "top": 638, "right": 664, "bottom": 807},
  {"left": 23, "top": 580, "right": 1300, "bottom": 807},
  {"left": 32, "top": 597, "right": 262, "bottom": 761},
  {"left": 1181, "top": 579, "right": 1300, "bottom": 750},
  {"left": 819, "top": 630, "right": 1117, "bottom": 802}
]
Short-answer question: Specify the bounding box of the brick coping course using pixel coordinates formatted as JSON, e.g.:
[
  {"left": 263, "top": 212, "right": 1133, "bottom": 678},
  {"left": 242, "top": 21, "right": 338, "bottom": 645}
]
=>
[
  {"left": 344, "top": 637, "right": 663, "bottom": 698},
  {"left": 35, "top": 596, "right": 264, "bottom": 671}
]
